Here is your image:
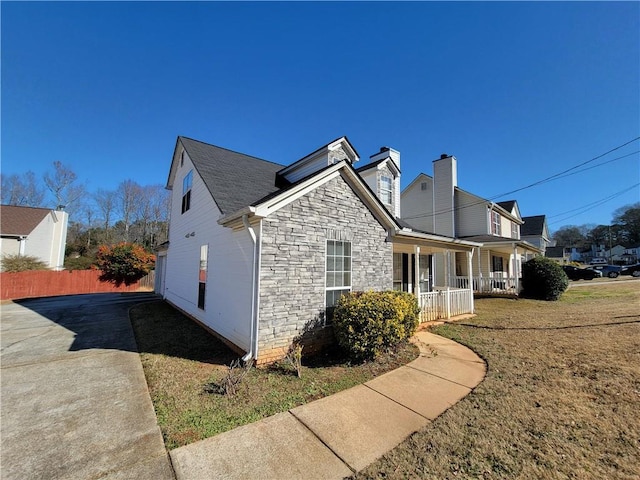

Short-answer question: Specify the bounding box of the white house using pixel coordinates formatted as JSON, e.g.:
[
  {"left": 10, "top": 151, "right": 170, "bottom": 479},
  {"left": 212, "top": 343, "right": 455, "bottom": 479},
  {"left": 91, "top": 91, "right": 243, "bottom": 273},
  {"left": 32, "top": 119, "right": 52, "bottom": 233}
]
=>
[
  {"left": 401, "top": 154, "right": 541, "bottom": 294},
  {"left": 0, "top": 205, "right": 69, "bottom": 271},
  {"left": 159, "top": 137, "right": 479, "bottom": 364}
]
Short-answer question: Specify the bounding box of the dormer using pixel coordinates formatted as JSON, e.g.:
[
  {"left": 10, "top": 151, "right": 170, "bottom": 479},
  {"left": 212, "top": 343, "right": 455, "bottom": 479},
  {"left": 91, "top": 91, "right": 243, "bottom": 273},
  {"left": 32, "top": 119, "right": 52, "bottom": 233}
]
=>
[
  {"left": 357, "top": 147, "right": 401, "bottom": 218},
  {"left": 276, "top": 136, "right": 359, "bottom": 186}
]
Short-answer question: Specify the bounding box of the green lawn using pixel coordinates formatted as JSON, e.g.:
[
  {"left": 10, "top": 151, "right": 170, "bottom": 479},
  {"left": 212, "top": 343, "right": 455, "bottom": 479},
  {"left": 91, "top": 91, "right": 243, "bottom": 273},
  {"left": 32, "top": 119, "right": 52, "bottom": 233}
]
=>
[{"left": 129, "top": 301, "right": 419, "bottom": 449}]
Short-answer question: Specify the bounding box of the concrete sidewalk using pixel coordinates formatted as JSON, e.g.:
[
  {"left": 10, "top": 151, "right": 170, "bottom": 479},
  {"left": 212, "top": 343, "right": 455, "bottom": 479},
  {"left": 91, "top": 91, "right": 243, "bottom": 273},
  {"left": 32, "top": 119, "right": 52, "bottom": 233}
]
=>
[{"left": 170, "top": 330, "right": 486, "bottom": 480}]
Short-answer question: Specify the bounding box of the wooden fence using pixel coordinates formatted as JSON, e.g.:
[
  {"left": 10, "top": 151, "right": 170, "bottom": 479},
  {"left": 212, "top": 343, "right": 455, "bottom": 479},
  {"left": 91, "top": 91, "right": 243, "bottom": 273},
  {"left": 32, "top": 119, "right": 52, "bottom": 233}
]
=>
[{"left": 0, "top": 270, "right": 155, "bottom": 301}]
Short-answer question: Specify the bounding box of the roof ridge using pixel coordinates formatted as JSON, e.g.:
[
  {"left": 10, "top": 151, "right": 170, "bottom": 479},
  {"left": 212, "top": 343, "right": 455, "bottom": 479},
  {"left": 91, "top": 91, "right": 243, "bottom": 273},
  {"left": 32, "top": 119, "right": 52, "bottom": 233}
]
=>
[{"left": 178, "top": 136, "right": 285, "bottom": 167}]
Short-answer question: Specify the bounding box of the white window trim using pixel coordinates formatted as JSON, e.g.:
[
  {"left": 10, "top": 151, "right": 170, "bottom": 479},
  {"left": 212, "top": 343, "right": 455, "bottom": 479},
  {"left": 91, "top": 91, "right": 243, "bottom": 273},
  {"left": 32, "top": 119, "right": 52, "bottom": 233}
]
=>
[
  {"left": 491, "top": 211, "right": 501, "bottom": 236},
  {"left": 325, "top": 239, "right": 352, "bottom": 315},
  {"left": 380, "top": 175, "right": 393, "bottom": 206}
]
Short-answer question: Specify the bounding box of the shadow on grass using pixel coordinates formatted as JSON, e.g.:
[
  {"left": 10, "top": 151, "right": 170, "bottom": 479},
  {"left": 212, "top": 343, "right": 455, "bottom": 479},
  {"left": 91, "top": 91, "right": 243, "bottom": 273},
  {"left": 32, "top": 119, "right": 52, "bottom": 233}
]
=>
[
  {"left": 130, "top": 299, "right": 355, "bottom": 367},
  {"left": 129, "top": 300, "right": 238, "bottom": 365}
]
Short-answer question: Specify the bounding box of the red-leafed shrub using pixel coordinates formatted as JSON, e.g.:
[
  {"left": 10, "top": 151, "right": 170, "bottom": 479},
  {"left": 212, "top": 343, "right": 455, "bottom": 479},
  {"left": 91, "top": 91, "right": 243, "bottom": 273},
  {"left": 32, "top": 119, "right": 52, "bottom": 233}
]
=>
[{"left": 94, "top": 242, "right": 155, "bottom": 286}]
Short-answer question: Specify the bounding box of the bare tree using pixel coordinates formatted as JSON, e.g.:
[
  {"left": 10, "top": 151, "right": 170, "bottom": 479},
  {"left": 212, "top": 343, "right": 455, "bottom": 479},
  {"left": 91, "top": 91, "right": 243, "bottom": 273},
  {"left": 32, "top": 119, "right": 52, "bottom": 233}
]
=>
[
  {"left": 117, "top": 180, "right": 142, "bottom": 242},
  {"left": 1, "top": 171, "right": 46, "bottom": 206},
  {"left": 94, "top": 189, "right": 117, "bottom": 241},
  {"left": 43, "top": 161, "right": 85, "bottom": 211}
]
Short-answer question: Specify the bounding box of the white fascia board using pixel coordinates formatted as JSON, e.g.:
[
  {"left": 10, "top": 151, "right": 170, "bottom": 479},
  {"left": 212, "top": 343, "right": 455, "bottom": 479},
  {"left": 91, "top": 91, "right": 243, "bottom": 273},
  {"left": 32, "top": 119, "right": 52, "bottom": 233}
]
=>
[
  {"left": 219, "top": 163, "right": 345, "bottom": 227},
  {"left": 481, "top": 239, "right": 541, "bottom": 253},
  {"left": 166, "top": 138, "right": 183, "bottom": 190},
  {"left": 220, "top": 161, "right": 399, "bottom": 233},
  {"left": 394, "top": 230, "right": 483, "bottom": 249},
  {"left": 329, "top": 137, "right": 359, "bottom": 163},
  {"left": 254, "top": 166, "right": 345, "bottom": 217},
  {"left": 491, "top": 202, "right": 523, "bottom": 224},
  {"left": 339, "top": 167, "right": 398, "bottom": 231}
]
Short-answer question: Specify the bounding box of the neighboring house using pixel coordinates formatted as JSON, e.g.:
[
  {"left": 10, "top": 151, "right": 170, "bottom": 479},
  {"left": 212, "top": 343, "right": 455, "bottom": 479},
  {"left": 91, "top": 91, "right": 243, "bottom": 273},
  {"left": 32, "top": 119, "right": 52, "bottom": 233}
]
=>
[
  {"left": 545, "top": 246, "right": 570, "bottom": 263},
  {"left": 605, "top": 245, "right": 626, "bottom": 263},
  {"left": 521, "top": 215, "right": 551, "bottom": 258},
  {"left": 401, "top": 154, "right": 541, "bottom": 293},
  {"left": 0, "top": 205, "right": 69, "bottom": 270},
  {"left": 621, "top": 246, "right": 639, "bottom": 265},
  {"left": 160, "top": 137, "right": 480, "bottom": 364}
]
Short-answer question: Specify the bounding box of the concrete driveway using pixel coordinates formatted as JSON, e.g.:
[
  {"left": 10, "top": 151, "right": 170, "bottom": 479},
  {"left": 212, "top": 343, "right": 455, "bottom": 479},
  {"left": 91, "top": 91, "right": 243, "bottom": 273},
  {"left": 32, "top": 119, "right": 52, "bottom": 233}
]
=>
[{"left": 1, "top": 293, "right": 174, "bottom": 480}]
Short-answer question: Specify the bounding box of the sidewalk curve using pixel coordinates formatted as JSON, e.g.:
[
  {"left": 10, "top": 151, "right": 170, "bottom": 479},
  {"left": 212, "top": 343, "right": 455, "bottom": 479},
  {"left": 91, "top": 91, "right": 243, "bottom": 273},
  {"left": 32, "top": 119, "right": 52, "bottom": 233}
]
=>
[{"left": 170, "top": 331, "right": 486, "bottom": 480}]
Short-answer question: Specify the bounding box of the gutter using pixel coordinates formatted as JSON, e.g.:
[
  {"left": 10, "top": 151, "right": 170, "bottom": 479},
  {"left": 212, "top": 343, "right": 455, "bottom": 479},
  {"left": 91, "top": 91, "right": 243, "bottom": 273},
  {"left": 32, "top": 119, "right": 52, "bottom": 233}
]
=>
[{"left": 241, "top": 214, "right": 261, "bottom": 363}]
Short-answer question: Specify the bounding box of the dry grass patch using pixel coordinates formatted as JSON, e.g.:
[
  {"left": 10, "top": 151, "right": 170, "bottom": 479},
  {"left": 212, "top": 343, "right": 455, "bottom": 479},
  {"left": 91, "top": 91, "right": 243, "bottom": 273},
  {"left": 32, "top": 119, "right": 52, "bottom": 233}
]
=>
[
  {"left": 130, "top": 301, "right": 419, "bottom": 449},
  {"left": 355, "top": 282, "right": 640, "bottom": 479}
]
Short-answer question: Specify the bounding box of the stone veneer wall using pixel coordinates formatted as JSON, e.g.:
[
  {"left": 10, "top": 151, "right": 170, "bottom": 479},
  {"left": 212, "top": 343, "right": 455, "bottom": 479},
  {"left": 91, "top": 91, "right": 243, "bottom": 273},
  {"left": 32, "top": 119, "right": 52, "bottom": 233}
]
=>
[{"left": 257, "top": 172, "right": 393, "bottom": 363}]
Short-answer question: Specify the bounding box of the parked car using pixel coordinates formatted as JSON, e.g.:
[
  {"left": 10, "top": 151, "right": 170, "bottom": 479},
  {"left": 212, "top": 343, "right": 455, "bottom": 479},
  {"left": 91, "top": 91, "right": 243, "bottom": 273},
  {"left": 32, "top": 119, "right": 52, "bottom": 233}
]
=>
[
  {"left": 620, "top": 263, "right": 640, "bottom": 277},
  {"left": 587, "top": 265, "right": 622, "bottom": 278},
  {"left": 589, "top": 258, "right": 608, "bottom": 265},
  {"left": 562, "top": 265, "right": 602, "bottom": 281}
]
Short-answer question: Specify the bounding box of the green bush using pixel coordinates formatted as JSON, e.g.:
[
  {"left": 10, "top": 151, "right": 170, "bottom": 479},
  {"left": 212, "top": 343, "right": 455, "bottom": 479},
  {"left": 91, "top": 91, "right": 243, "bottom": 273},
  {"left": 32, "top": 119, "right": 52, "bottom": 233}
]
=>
[
  {"left": 520, "top": 256, "right": 569, "bottom": 301},
  {"left": 0, "top": 254, "right": 48, "bottom": 272},
  {"left": 333, "top": 290, "right": 420, "bottom": 361}
]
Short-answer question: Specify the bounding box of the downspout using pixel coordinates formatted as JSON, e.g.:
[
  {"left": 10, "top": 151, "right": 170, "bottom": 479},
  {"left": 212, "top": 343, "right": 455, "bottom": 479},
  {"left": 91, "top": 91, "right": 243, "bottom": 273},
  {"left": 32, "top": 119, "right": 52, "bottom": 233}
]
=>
[{"left": 242, "top": 215, "right": 261, "bottom": 363}]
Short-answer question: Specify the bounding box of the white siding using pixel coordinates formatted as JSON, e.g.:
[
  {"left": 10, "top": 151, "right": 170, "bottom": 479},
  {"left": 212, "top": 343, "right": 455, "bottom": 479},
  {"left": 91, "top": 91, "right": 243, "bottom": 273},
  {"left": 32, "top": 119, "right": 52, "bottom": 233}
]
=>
[
  {"left": 22, "top": 211, "right": 68, "bottom": 269},
  {"left": 401, "top": 175, "right": 434, "bottom": 232},
  {"left": 455, "top": 190, "right": 488, "bottom": 237},
  {"left": 359, "top": 169, "right": 377, "bottom": 195},
  {"left": 0, "top": 237, "right": 20, "bottom": 257},
  {"left": 165, "top": 151, "right": 253, "bottom": 351},
  {"left": 433, "top": 157, "right": 457, "bottom": 237}
]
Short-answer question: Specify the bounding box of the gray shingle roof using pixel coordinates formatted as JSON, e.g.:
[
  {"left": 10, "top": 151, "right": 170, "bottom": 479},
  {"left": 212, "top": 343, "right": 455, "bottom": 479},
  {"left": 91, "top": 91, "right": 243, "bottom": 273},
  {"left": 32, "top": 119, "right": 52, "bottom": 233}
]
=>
[
  {"left": 521, "top": 215, "right": 546, "bottom": 236},
  {"left": 179, "top": 137, "right": 285, "bottom": 215},
  {"left": 496, "top": 200, "right": 516, "bottom": 212},
  {"left": 0, "top": 205, "right": 50, "bottom": 236}
]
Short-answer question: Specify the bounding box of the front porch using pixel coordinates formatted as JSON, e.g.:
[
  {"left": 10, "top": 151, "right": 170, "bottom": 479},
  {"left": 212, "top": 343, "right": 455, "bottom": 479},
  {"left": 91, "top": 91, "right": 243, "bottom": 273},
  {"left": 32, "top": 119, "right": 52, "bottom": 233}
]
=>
[
  {"left": 392, "top": 232, "right": 479, "bottom": 323},
  {"left": 449, "top": 239, "right": 541, "bottom": 296},
  {"left": 449, "top": 273, "right": 520, "bottom": 295}
]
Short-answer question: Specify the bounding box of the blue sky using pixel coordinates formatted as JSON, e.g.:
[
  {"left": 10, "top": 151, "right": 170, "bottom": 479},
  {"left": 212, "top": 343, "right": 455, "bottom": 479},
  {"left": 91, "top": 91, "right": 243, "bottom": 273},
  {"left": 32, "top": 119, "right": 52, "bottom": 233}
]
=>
[{"left": 2, "top": 1, "right": 639, "bottom": 230}]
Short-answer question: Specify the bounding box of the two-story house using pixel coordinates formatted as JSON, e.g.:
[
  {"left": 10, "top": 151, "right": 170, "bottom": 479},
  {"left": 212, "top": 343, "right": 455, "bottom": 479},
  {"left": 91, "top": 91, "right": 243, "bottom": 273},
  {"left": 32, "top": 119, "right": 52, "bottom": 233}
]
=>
[
  {"left": 0, "top": 205, "right": 69, "bottom": 271},
  {"left": 401, "top": 154, "right": 540, "bottom": 293},
  {"left": 158, "top": 137, "right": 479, "bottom": 364}
]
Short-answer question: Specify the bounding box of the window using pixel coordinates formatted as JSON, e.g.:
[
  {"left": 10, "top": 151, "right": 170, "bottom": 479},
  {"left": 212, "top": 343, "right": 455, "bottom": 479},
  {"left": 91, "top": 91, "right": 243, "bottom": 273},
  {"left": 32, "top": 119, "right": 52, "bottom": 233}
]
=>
[
  {"left": 393, "top": 253, "right": 403, "bottom": 291},
  {"left": 198, "top": 244, "right": 208, "bottom": 310},
  {"left": 326, "top": 240, "right": 352, "bottom": 319},
  {"left": 491, "top": 210, "right": 501, "bottom": 235},
  {"left": 380, "top": 175, "right": 393, "bottom": 206},
  {"left": 492, "top": 255, "right": 503, "bottom": 273},
  {"left": 182, "top": 170, "right": 193, "bottom": 214},
  {"left": 421, "top": 182, "right": 428, "bottom": 191},
  {"left": 511, "top": 222, "right": 519, "bottom": 239}
]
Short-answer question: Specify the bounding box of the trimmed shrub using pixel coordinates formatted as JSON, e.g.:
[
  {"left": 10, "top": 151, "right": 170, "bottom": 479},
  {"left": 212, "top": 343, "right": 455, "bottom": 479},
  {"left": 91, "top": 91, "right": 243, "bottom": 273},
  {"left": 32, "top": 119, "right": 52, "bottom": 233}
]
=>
[
  {"left": 94, "top": 242, "right": 155, "bottom": 286},
  {"left": 333, "top": 290, "right": 420, "bottom": 361},
  {"left": 521, "top": 256, "right": 569, "bottom": 301},
  {"left": 0, "top": 254, "right": 48, "bottom": 272}
]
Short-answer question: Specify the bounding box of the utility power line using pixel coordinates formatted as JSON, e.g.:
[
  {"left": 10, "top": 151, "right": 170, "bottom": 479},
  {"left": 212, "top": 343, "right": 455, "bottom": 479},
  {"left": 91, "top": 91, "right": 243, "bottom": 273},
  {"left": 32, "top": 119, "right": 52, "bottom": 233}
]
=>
[
  {"left": 401, "top": 137, "right": 640, "bottom": 222},
  {"left": 548, "top": 183, "right": 640, "bottom": 225}
]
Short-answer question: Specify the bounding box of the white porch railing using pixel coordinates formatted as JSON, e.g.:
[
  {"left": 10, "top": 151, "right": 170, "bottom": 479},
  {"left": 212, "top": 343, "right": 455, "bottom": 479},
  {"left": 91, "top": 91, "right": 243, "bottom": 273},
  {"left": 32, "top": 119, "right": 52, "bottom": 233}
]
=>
[
  {"left": 449, "top": 275, "right": 520, "bottom": 294},
  {"left": 418, "top": 287, "right": 474, "bottom": 322}
]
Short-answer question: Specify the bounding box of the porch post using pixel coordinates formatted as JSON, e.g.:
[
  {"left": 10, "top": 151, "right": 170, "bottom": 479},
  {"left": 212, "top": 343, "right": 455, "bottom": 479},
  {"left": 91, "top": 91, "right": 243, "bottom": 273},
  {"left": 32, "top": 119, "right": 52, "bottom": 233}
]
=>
[
  {"left": 467, "top": 250, "right": 475, "bottom": 313},
  {"left": 444, "top": 249, "right": 450, "bottom": 287},
  {"left": 513, "top": 243, "right": 519, "bottom": 292},
  {"left": 476, "top": 247, "right": 481, "bottom": 292},
  {"left": 414, "top": 245, "right": 420, "bottom": 298}
]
